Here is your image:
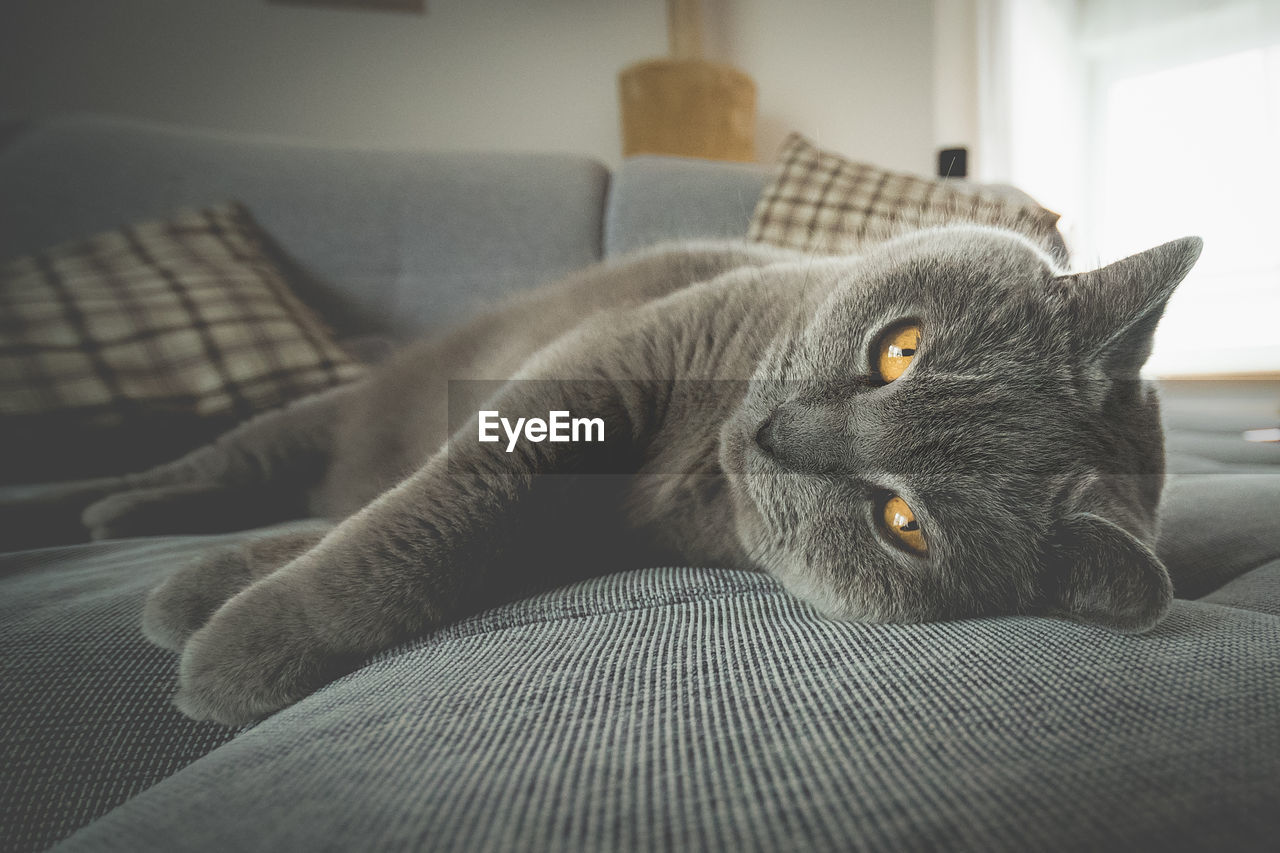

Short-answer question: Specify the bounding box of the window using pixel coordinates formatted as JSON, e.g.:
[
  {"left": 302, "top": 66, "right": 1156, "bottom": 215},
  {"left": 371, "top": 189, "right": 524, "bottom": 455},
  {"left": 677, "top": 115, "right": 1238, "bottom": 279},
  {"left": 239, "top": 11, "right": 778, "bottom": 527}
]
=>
[
  {"left": 1092, "top": 38, "right": 1280, "bottom": 375},
  {"left": 980, "top": 0, "right": 1280, "bottom": 376}
]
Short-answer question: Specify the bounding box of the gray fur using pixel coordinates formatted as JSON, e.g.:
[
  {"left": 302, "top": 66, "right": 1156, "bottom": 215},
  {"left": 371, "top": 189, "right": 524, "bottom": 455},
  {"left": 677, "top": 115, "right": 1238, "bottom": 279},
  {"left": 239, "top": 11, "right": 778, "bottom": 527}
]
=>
[{"left": 45, "top": 227, "right": 1202, "bottom": 725}]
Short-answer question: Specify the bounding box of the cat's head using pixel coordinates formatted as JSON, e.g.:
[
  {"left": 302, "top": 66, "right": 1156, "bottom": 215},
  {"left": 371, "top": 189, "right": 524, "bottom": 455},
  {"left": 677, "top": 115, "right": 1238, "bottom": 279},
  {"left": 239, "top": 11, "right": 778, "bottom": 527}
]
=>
[{"left": 720, "top": 225, "right": 1202, "bottom": 632}]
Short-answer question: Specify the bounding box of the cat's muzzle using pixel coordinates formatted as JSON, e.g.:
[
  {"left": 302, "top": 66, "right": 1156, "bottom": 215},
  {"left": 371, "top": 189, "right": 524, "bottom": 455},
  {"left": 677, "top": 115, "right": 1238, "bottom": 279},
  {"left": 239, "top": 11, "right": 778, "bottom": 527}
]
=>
[{"left": 753, "top": 402, "right": 852, "bottom": 476}]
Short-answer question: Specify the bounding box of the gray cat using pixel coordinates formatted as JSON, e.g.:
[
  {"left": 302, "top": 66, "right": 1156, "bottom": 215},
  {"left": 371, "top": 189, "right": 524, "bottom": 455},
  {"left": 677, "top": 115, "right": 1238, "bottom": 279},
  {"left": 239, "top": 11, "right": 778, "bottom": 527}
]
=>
[{"left": 55, "top": 224, "right": 1202, "bottom": 727}]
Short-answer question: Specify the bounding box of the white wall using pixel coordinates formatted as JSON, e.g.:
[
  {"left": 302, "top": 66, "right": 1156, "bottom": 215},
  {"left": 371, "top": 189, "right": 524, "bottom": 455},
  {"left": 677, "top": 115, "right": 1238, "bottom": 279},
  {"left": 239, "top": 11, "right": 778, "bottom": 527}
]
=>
[
  {"left": 0, "top": 0, "right": 667, "bottom": 163},
  {"left": 0, "top": 0, "right": 936, "bottom": 173},
  {"left": 704, "top": 0, "right": 936, "bottom": 171},
  {"left": 933, "top": 0, "right": 980, "bottom": 171}
]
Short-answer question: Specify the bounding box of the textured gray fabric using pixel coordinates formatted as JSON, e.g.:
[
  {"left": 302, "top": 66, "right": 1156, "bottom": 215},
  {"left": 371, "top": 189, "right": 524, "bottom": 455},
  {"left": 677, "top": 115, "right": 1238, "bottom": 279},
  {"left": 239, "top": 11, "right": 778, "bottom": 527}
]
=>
[
  {"left": 1201, "top": 559, "right": 1280, "bottom": 616},
  {"left": 49, "top": 566, "right": 1280, "bottom": 853},
  {"left": 1156, "top": 380, "right": 1279, "bottom": 599},
  {"left": 1164, "top": 451, "right": 1248, "bottom": 474},
  {"left": 1164, "top": 431, "right": 1280, "bottom": 467},
  {"left": 1157, "top": 473, "right": 1280, "bottom": 598},
  {"left": 1157, "top": 379, "right": 1279, "bottom": 434},
  {"left": 2, "top": 463, "right": 1277, "bottom": 851},
  {"left": 603, "top": 156, "right": 770, "bottom": 258},
  {"left": 1158, "top": 380, "right": 1280, "bottom": 469},
  {"left": 0, "top": 115, "right": 609, "bottom": 339},
  {"left": 0, "top": 523, "right": 326, "bottom": 853},
  {"left": 0, "top": 116, "right": 27, "bottom": 152}
]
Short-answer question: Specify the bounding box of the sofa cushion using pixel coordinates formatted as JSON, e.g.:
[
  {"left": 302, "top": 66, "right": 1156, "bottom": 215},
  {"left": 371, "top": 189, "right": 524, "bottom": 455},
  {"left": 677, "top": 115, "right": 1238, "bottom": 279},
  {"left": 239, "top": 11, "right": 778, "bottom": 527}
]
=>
[
  {"left": 3, "top": 455, "right": 1279, "bottom": 853},
  {"left": 748, "top": 133, "right": 1065, "bottom": 258},
  {"left": 0, "top": 115, "right": 610, "bottom": 339},
  {"left": 603, "top": 155, "right": 771, "bottom": 257},
  {"left": 43, "top": 565, "right": 1280, "bottom": 853},
  {"left": 1, "top": 201, "right": 362, "bottom": 422},
  {"left": 0, "top": 527, "right": 323, "bottom": 853},
  {"left": 1200, "top": 560, "right": 1280, "bottom": 616},
  {"left": 1158, "top": 472, "right": 1280, "bottom": 598},
  {"left": 0, "top": 202, "right": 363, "bottom": 482}
]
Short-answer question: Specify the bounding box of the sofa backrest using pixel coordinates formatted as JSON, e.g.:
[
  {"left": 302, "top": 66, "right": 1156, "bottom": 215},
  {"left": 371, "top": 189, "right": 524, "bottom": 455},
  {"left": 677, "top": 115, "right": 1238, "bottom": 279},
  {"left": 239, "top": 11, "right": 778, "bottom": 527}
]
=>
[
  {"left": 0, "top": 115, "right": 611, "bottom": 339},
  {"left": 603, "top": 156, "right": 771, "bottom": 258}
]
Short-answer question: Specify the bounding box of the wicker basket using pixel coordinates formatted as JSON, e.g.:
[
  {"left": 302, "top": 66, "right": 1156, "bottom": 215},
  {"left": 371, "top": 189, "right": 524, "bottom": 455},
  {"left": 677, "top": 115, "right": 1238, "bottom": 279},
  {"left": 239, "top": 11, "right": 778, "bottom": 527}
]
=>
[{"left": 618, "top": 58, "right": 757, "bottom": 162}]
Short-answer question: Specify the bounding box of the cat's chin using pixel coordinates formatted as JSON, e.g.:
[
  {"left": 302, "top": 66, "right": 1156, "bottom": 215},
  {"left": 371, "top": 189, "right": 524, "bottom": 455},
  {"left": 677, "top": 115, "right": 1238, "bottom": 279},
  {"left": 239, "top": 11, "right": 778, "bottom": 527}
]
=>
[{"left": 770, "top": 567, "right": 864, "bottom": 622}]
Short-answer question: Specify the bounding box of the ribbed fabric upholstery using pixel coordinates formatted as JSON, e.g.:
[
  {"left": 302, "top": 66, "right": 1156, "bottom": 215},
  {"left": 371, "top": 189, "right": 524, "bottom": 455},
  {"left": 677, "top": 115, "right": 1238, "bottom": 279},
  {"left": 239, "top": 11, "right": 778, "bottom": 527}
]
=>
[
  {"left": 1157, "top": 472, "right": 1280, "bottom": 597},
  {"left": 1201, "top": 560, "right": 1280, "bottom": 616},
  {"left": 42, "top": 566, "right": 1280, "bottom": 853},
  {"left": 2, "top": 471, "right": 1278, "bottom": 851},
  {"left": 0, "top": 524, "right": 325, "bottom": 853}
]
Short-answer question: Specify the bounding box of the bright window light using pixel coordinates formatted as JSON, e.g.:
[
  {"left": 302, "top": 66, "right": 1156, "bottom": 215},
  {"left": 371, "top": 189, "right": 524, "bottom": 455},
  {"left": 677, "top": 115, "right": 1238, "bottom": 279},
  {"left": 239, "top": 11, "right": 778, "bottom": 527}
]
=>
[{"left": 1097, "top": 46, "right": 1280, "bottom": 376}]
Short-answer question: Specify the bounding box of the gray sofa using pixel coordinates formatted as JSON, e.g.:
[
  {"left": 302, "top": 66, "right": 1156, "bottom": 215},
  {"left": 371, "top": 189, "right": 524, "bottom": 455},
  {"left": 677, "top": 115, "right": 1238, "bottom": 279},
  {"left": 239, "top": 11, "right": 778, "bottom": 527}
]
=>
[{"left": 2, "top": 115, "right": 1279, "bottom": 852}]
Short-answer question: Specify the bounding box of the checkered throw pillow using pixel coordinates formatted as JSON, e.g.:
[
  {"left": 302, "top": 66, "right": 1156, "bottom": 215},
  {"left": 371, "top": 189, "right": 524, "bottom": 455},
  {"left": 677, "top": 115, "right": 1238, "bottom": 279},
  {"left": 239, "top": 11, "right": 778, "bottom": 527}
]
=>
[
  {"left": 748, "top": 133, "right": 1063, "bottom": 256},
  {"left": 0, "top": 203, "right": 363, "bottom": 478}
]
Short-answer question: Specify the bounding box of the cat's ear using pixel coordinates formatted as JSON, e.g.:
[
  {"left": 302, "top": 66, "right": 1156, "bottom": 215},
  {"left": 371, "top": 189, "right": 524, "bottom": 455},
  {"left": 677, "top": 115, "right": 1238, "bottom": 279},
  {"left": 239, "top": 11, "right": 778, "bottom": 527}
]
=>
[
  {"left": 1051, "top": 237, "right": 1202, "bottom": 373},
  {"left": 1042, "top": 513, "right": 1173, "bottom": 633}
]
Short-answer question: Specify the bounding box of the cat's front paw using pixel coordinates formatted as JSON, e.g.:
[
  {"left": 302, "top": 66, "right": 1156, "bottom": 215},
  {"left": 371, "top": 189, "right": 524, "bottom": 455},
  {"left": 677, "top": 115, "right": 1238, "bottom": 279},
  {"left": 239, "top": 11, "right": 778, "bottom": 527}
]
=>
[
  {"left": 174, "top": 578, "right": 359, "bottom": 727},
  {"left": 143, "top": 547, "right": 256, "bottom": 651}
]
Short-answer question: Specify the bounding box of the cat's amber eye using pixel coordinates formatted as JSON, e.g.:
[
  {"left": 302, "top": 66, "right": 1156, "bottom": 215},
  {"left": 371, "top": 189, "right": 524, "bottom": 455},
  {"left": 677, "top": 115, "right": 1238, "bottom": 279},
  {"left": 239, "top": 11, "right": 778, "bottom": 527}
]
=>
[
  {"left": 882, "top": 495, "right": 927, "bottom": 554},
  {"left": 876, "top": 323, "right": 921, "bottom": 382}
]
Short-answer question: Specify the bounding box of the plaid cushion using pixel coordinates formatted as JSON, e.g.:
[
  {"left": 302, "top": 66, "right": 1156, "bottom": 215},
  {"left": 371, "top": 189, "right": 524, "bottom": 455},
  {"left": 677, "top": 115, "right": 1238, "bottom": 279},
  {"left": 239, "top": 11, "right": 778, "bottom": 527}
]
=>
[
  {"left": 748, "top": 133, "right": 1063, "bottom": 256},
  {"left": 0, "top": 203, "right": 363, "bottom": 480},
  {"left": 0, "top": 202, "right": 363, "bottom": 423}
]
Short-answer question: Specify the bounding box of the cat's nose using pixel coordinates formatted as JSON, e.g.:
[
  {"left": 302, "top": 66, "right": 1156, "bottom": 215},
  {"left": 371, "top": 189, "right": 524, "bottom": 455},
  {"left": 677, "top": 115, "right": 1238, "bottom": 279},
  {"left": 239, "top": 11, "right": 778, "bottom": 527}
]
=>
[
  {"left": 754, "top": 413, "right": 779, "bottom": 457},
  {"left": 754, "top": 402, "right": 851, "bottom": 474}
]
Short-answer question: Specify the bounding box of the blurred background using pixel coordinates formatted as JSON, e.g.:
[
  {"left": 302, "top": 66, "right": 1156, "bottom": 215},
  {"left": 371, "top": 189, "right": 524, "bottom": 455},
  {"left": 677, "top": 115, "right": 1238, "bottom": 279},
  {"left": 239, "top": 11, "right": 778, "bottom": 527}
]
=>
[{"left": 2, "top": 0, "right": 1277, "bottom": 377}]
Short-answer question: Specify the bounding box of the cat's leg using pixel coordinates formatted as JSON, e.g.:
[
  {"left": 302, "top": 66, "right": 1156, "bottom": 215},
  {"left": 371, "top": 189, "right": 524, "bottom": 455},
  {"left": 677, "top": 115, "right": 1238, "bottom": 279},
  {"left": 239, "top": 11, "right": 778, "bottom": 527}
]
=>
[
  {"left": 81, "top": 483, "right": 319, "bottom": 541},
  {"left": 4, "top": 387, "right": 348, "bottom": 549},
  {"left": 80, "top": 384, "right": 354, "bottom": 540},
  {"left": 169, "top": 322, "right": 671, "bottom": 726},
  {"left": 142, "top": 526, "right": 330, "bottom": 651},
  {"left": 0, "top": 476, "right": 132, "bottom": 550}
]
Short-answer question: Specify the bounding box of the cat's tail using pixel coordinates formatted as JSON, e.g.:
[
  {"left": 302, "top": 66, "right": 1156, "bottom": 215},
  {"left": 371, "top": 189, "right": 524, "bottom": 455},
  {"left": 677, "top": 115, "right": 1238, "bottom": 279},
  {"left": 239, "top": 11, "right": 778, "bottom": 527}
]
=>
[{"left": 2, "top": 384, "right": 354, "bottom": 549}]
